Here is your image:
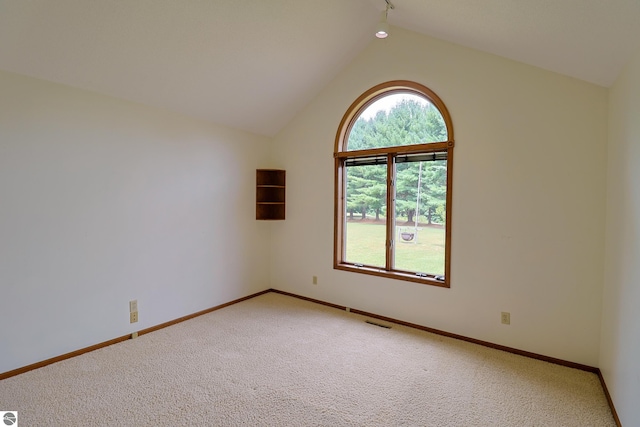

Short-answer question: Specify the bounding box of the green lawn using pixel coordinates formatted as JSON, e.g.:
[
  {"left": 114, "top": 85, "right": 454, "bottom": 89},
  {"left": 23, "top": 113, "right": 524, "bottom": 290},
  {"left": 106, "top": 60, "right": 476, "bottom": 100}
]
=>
[{"left": 345, "top": 222, "right": 445, "bottom": 275}]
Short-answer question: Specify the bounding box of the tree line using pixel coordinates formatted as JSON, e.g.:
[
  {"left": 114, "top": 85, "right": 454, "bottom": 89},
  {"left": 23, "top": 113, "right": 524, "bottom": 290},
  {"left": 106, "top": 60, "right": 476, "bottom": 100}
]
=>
[{"left": 346, "top": 98, "right": 447, "bottom": 225}]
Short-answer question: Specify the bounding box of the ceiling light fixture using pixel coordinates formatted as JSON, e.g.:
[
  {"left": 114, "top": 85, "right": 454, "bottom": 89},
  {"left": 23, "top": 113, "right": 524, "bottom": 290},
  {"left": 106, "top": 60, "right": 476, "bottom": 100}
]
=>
[{"left": 375, "top": 0, "right": 395, "bottom": 39}]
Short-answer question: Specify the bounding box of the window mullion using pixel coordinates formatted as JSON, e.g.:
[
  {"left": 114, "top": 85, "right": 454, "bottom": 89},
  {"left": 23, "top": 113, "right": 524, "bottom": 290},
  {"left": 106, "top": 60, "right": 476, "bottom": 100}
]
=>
[{"left": 385, "top": 154, "right": 395, "bottom": 271}]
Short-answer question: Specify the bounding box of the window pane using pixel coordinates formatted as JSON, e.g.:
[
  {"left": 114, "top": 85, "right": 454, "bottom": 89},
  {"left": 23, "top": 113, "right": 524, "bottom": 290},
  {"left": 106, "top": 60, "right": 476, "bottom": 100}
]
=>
[
  {"left": 394, "top": 159, "right": 447, "bottom": 276},
  {"left": 344, "top": 163, "right": 387, "bottom": 268},
  {"left": 346, "top": 93, "right": 447, "bottom": 151}
]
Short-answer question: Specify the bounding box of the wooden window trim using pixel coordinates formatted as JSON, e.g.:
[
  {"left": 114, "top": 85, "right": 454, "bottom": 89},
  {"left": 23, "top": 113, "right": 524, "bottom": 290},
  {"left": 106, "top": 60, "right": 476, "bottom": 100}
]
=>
[
  {"left": 334, "top": 80, "right": 454, "bottom": 288},
  {"left": 334, "top": 141, "right": 454, "bottom": 159}
]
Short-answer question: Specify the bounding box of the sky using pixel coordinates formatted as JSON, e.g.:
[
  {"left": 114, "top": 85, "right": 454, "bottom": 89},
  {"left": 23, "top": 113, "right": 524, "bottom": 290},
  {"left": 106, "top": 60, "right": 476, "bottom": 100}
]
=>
[{"left": 359, "top": 93, "right": 430, "bottom": 120}]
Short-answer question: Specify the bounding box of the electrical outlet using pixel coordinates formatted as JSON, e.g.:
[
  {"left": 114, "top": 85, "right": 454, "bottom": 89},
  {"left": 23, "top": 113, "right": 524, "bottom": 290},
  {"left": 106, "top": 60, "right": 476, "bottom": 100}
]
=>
[
  {"left": 129, "top": 300, "right": 138, "bottom": 313},
  {"left": 312, "top": 276, "right": 318, "bottom": 285},
  {"left": 130, "top": 311, "right": 139, "bottom": 323},
  {"left": 501, "top": 312, "right": 511, "bottom": 325}
]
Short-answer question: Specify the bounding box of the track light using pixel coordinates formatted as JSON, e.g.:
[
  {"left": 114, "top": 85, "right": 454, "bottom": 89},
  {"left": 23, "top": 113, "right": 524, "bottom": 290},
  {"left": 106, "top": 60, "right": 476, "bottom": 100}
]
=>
[{"left": 376, "top": 0, "right": 394, "bottom": 39}]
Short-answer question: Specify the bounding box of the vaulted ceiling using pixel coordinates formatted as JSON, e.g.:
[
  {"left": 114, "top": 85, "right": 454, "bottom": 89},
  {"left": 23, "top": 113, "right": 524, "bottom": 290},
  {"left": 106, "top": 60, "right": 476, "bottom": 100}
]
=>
[{"left": 1, "top": 0, "right": 639, "bottom": 136}]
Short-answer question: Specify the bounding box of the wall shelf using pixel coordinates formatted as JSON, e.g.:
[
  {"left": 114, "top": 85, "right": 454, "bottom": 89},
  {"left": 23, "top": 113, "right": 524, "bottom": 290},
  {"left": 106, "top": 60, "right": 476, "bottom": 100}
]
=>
[{"left": 256, "top": 169, "right": 285, "bottom": 220}]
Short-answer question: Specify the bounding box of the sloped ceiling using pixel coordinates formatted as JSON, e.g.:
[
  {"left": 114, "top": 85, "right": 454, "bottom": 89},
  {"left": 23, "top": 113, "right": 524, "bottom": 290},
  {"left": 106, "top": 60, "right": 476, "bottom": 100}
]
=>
[
  {"left": 1, "top": 0, "right": 639, "bottom": 136},
  {"left": 388, "top": 0, "right": 640, "bottom": 89}
]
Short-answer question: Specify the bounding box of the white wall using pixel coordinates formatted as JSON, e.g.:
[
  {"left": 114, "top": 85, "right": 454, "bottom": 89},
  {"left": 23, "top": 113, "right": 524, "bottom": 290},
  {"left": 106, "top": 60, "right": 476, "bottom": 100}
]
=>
[
  {"left": 601, "top": 47, "right": 640, "bottom": 426},
  {"left": 270, "top": 27, "right": 608, "bottom": 366},
  {"left": 0, "top": 70, "right": 271, "bottom": 374}
]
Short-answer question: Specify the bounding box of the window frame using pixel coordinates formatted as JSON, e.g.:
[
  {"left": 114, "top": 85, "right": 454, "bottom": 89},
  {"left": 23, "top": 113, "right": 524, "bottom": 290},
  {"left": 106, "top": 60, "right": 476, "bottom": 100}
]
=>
[{"left": 333, "top": 80, "right": 454, "bottom": 288}]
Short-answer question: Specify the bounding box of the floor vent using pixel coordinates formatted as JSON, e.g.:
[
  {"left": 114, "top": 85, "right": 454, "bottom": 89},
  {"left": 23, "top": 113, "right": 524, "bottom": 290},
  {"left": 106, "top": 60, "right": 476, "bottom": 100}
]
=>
[{"left": 366, "top": 320, "right": 391, "bottom": 329}]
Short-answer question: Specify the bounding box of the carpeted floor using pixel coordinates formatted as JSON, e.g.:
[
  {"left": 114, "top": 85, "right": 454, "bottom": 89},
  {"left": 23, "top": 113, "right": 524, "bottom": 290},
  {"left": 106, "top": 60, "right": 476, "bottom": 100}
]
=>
[{"left": 0, "top": 292, "right": 615, "bottom": 426}]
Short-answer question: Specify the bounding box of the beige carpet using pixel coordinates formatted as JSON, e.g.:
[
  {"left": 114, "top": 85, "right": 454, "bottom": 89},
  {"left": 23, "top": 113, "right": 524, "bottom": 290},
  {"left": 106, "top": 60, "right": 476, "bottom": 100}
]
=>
[{"left": 0, "top": 292, "right": 615, "bottom": 426}]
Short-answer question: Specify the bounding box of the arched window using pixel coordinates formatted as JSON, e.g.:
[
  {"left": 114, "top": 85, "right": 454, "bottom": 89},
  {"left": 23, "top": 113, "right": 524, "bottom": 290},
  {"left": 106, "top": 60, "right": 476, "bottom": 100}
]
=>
[{"left": 334, "top": 81, "right": 454, "bottom": 287}]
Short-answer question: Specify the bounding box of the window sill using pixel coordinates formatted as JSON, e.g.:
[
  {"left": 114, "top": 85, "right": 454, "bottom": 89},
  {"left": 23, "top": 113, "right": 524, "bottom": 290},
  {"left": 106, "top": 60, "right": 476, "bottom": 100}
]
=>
[{"left": 334, "top": 263, "right": 450, "bottom": 288}]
